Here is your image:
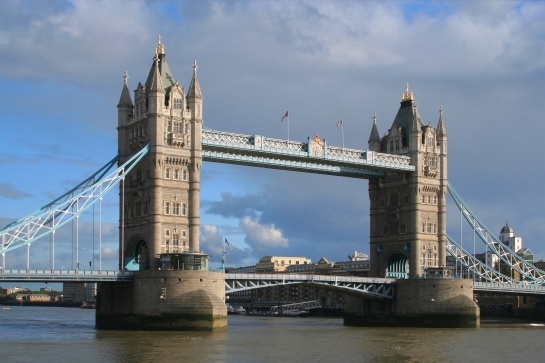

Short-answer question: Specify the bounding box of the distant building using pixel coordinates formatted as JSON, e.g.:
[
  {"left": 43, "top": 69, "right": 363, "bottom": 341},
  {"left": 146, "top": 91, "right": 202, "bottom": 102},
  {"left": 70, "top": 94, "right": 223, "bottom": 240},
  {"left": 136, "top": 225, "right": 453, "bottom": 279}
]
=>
[
  {"left": 6, "top": 286, "right": 30, "bottom": 295},
  {"left": 63, "top": 282, "right": 97, "bottom": 303},
  {"left": 15, "top": 294, "right": 51, "bottom": 302},
  {"left": 255, "top": 256, "right": 312, "bottom": 273}
]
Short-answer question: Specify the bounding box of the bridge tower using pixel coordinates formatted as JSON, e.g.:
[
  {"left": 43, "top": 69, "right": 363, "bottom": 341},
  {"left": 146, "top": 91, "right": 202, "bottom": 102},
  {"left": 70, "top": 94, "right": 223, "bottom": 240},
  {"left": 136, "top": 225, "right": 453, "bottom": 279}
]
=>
[
  {"left": 344, "top": 86, "right": 478, "bottom": 327},
  {"left": 368, "top": 85, "right": 448, "bottom": 279},
  {"left": 96, "top": 37, "right": 226, "bottom": 331},
  {"left": 117, "top": 37, "right": 205, "bottom": 271}
]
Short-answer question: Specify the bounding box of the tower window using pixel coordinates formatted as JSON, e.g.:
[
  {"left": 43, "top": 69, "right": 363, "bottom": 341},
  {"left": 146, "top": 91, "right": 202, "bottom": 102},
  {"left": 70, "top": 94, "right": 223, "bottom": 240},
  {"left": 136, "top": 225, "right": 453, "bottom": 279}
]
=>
[
  {"left": 173, "top": 203, "right": 180, "bottom": 215},
  {"left": 164, "top": 167, "right": 170, "bottom": 179},
  {"left": 173, "top": 98, "right": 182, "bottom": 110}
]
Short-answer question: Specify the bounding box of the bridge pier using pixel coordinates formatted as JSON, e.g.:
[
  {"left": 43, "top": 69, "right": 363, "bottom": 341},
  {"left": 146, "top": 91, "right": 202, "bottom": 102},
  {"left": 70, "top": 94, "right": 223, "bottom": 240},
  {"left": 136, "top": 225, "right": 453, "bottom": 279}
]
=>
[
  {"left": 96, "top": 270, "right": 227, "bottom": 331},
  {"left": 344, "top": 279, "right": 479, "bottom": 328}
]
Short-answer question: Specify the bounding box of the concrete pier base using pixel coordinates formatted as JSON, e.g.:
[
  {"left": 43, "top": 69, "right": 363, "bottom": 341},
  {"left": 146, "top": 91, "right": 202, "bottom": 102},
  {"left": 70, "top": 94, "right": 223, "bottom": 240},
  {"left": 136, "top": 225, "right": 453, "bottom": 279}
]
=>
[
  {"left": 344, "top": 279, "right": 479, "bottom": 328},
  {"left": 96, "top": 270, "right": 227, "bottom": 331}
]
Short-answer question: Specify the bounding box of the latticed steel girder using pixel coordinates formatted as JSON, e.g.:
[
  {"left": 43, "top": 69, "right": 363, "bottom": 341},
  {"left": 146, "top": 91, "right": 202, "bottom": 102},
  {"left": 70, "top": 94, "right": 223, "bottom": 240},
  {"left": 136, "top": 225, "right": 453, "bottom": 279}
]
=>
[
  {"left": 225, "top": 273, "right": 396, "bottom": 299},
  {"left": 202, "top": 129, "right": 414, "bottom": 178},
  {"left": 446, "top": 235, "right": 514, "bottom": 283},
  {"left": 448, "top": 182, "right": 545, "bottom": 284},
  {"left": 269, "top": 300, "right": 322, "bottom": 313},
  {"left": 0, "top": 145, "right": 150, "bottom": 254},
  {"left": 474, "top": 282, "right": 545, "bottom": 295}
]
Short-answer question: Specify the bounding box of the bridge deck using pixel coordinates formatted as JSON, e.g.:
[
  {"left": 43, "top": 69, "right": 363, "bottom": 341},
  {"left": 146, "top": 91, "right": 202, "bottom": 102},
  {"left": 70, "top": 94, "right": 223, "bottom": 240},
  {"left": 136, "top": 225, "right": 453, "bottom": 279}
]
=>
[{"left": 0, "top": 269, "right": 134, "bottom": 282}]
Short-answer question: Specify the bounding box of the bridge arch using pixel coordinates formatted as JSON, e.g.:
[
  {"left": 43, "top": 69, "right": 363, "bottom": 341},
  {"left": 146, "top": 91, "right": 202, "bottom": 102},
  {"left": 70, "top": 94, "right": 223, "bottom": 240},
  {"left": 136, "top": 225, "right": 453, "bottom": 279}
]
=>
[
  {"left": 386, "top": 253, "right": 409, "bottom": 279},
  {"left": 125, "top": 237, "right": 149, "bottom": 271}
]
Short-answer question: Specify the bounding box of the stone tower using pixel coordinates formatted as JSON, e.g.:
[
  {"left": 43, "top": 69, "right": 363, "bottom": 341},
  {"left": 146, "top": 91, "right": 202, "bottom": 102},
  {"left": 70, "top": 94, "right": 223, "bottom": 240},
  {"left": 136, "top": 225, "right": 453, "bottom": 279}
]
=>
[
  {"left": 116, "top": 37, "right": 205, "bottom": 270},
  {"left": 368, "top": 85, "right": 448, "bottom": 278}
]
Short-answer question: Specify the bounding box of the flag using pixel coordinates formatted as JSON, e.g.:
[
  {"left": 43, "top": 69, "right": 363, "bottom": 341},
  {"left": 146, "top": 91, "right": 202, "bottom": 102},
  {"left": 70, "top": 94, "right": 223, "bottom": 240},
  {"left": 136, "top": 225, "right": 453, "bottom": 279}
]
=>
[
  {"left": 336, "top": 118, "right": 344, "bottom": 128},
  {"left": 281, "top": 111, "right": 289, "bottom": 122},
  {"left": 224, "top": 238, "right": 229, "bottom": 246}
]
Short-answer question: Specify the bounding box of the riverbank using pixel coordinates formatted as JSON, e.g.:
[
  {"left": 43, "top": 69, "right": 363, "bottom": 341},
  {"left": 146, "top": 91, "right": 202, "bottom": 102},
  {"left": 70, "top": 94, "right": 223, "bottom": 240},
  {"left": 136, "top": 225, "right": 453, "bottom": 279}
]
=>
[{"left": 2, "top": 301, "right": 81, "bottom": 308}]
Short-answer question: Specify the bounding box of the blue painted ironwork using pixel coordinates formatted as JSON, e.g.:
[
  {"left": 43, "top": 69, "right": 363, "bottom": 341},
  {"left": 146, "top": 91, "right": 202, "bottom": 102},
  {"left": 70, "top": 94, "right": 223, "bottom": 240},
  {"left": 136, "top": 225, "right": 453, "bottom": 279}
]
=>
[
  {"left": 202, "top": 129, "right": 414, "bottom": 178},
  {"left": 0, "top": 144, "right": 150, "bottom": 254},
  {"left": 446, "top": 235, "right": 514, "bottom": 283},
  {"left": 448, "top": 182, "right": 545, "bottom": 284},
  {"left": 225, "top": 273, "right": 396, "bottom": 299}
]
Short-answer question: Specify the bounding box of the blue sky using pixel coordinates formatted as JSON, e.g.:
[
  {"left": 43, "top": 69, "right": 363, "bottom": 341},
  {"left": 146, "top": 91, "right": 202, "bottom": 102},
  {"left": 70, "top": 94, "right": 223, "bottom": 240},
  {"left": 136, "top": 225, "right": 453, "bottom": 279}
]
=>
[{"left": 2, "top": 0, "right": 545, "bottom": 277}]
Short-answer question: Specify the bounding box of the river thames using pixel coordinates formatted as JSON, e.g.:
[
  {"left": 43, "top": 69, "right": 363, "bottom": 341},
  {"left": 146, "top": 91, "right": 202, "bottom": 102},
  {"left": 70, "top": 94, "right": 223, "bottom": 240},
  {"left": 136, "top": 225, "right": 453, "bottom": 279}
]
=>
[{"left": 1, "top": 306, "right": 545, "bottom": 362}]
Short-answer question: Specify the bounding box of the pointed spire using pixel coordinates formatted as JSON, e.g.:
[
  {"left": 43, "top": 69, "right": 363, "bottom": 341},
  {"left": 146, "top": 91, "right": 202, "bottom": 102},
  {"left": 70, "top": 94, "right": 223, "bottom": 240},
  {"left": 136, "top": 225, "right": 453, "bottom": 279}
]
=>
[
  {"left": 410, "top": 102, "right": 421, "bottom": 133},
  {"left": 148, "top": 53, "right": 164, "bottom": 93},
  {"left": 188, "top": 60, "right": 202, "bottom": 99},
  {"left": 117, "top": 70, "right": 133, "bottom": 107},
  {"left": 368, "top": 112, "right": 381, "bottom": 151},
  {"left": 437, "top": 105, "right": 447, "bottom": 136}
]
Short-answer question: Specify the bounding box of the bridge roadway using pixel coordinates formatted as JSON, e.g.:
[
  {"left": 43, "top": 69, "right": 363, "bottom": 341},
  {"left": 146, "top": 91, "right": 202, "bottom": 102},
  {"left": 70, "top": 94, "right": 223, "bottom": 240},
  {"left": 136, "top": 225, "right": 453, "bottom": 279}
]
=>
[
  {"left": 3, "top": 270, "right": 545, "bottom": 297},
  {"left": 0, "top": 269, "right": 134, "bottom": 282}
]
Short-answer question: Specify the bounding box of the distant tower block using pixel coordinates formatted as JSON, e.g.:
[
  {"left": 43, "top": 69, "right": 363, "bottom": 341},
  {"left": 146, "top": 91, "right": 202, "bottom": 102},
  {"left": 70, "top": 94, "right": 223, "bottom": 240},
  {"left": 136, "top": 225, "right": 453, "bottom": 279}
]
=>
[{"left": 368, "top": 85, "right": 448, "bottom": 279}]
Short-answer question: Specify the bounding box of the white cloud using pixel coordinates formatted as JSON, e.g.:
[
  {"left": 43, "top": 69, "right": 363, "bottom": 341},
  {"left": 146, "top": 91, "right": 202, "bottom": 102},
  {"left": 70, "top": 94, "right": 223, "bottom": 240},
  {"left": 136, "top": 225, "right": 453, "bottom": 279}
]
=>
[{"left": 240, "top": 216, "right": 288, "bottom": 250}]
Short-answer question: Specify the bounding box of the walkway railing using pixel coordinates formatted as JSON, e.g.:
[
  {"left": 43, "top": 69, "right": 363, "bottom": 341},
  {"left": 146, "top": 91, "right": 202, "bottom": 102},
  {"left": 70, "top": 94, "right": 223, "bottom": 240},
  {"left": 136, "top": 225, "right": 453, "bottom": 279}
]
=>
[
  {"left": 0, "top": 269, "right": 134, "bottom": 282},
  {"left": 202, "top": 128, "right": 414, "bottom": 178}
]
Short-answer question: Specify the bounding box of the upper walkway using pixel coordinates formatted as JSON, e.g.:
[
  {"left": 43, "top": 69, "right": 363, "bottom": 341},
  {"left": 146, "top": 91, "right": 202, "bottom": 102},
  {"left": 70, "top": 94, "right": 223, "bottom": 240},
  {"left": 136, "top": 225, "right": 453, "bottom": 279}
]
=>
[{"left": 202, "top": 128, "right": 414, "bottom": 178}]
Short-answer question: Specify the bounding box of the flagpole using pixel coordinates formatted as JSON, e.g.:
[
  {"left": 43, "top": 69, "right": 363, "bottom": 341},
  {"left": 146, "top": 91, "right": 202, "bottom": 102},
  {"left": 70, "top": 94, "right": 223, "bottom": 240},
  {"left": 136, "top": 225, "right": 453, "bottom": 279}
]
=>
[
  {"left": 341, "top": 121, "right": 345, "bottom": 149},
  {"left": 287, "top": 110, "right": 290, "bottom": 143},
  {"left": 221, "top": 237, "right": 227, "bottom": 272}
]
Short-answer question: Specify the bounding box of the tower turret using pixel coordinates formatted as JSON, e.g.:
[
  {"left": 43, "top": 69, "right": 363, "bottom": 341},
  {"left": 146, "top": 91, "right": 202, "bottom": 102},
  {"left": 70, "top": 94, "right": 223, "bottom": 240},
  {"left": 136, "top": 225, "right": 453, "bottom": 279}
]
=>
[
  {"left": 369, "top": 85, "right": 448, "bottom": 278},
  {"left": 368, "top": 112, "right": 381, "bottom": 152},
  {"left": 117, "top": 37, "right": 207, "bottom": 270},
  {"left": 187, "top": 61, "right": 203, "bottom": 253}
]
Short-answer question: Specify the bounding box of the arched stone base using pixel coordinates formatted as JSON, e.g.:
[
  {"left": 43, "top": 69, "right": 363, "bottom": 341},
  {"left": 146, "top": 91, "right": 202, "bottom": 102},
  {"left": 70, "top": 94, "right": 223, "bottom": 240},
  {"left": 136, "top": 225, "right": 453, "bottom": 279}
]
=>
[{"left": 96, "top": 270, "right": 227, "bottom": 331}]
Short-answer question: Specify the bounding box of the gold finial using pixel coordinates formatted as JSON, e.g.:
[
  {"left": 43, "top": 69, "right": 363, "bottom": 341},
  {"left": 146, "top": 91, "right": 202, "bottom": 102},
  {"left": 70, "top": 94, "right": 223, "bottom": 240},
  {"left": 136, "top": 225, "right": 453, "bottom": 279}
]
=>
[
  {"left": 402, "top": 83, "right": 414, "bottom": 101},
  {"left": 193, "top": 60, "right": 198, "bottom": 75},
  {"left": 123, "top": 70, "right": 129, "bottom": 86},
  {"left": 156, "top": 34, "right": 165, "bottom": 55},
  {"left": 439, "top": 105, "right": 443, "bottom": 116},
  {"left": 372, "top": 112, "right": 377, "bottom": 124}
]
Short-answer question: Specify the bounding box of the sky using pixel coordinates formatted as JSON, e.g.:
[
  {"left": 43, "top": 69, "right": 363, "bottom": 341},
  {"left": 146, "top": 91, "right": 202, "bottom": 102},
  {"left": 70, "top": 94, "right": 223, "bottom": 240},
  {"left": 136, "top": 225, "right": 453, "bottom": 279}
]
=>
[{"left": 2, "top": 0, "right": 545, "bottom": 276}]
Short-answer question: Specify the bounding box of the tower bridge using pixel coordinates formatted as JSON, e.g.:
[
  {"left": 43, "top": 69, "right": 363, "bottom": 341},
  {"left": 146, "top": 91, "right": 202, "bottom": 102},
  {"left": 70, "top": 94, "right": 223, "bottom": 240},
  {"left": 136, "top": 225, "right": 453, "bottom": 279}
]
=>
[{"left": 2, "top": 38, "right": 544, "bottom": 329}]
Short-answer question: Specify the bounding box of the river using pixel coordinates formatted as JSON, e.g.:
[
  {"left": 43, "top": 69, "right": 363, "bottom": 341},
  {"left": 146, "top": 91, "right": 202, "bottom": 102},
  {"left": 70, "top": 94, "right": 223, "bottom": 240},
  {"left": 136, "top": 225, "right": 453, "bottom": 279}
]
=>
[{"left": 1, "top": 306, "right": 545, "bottom": 362}]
